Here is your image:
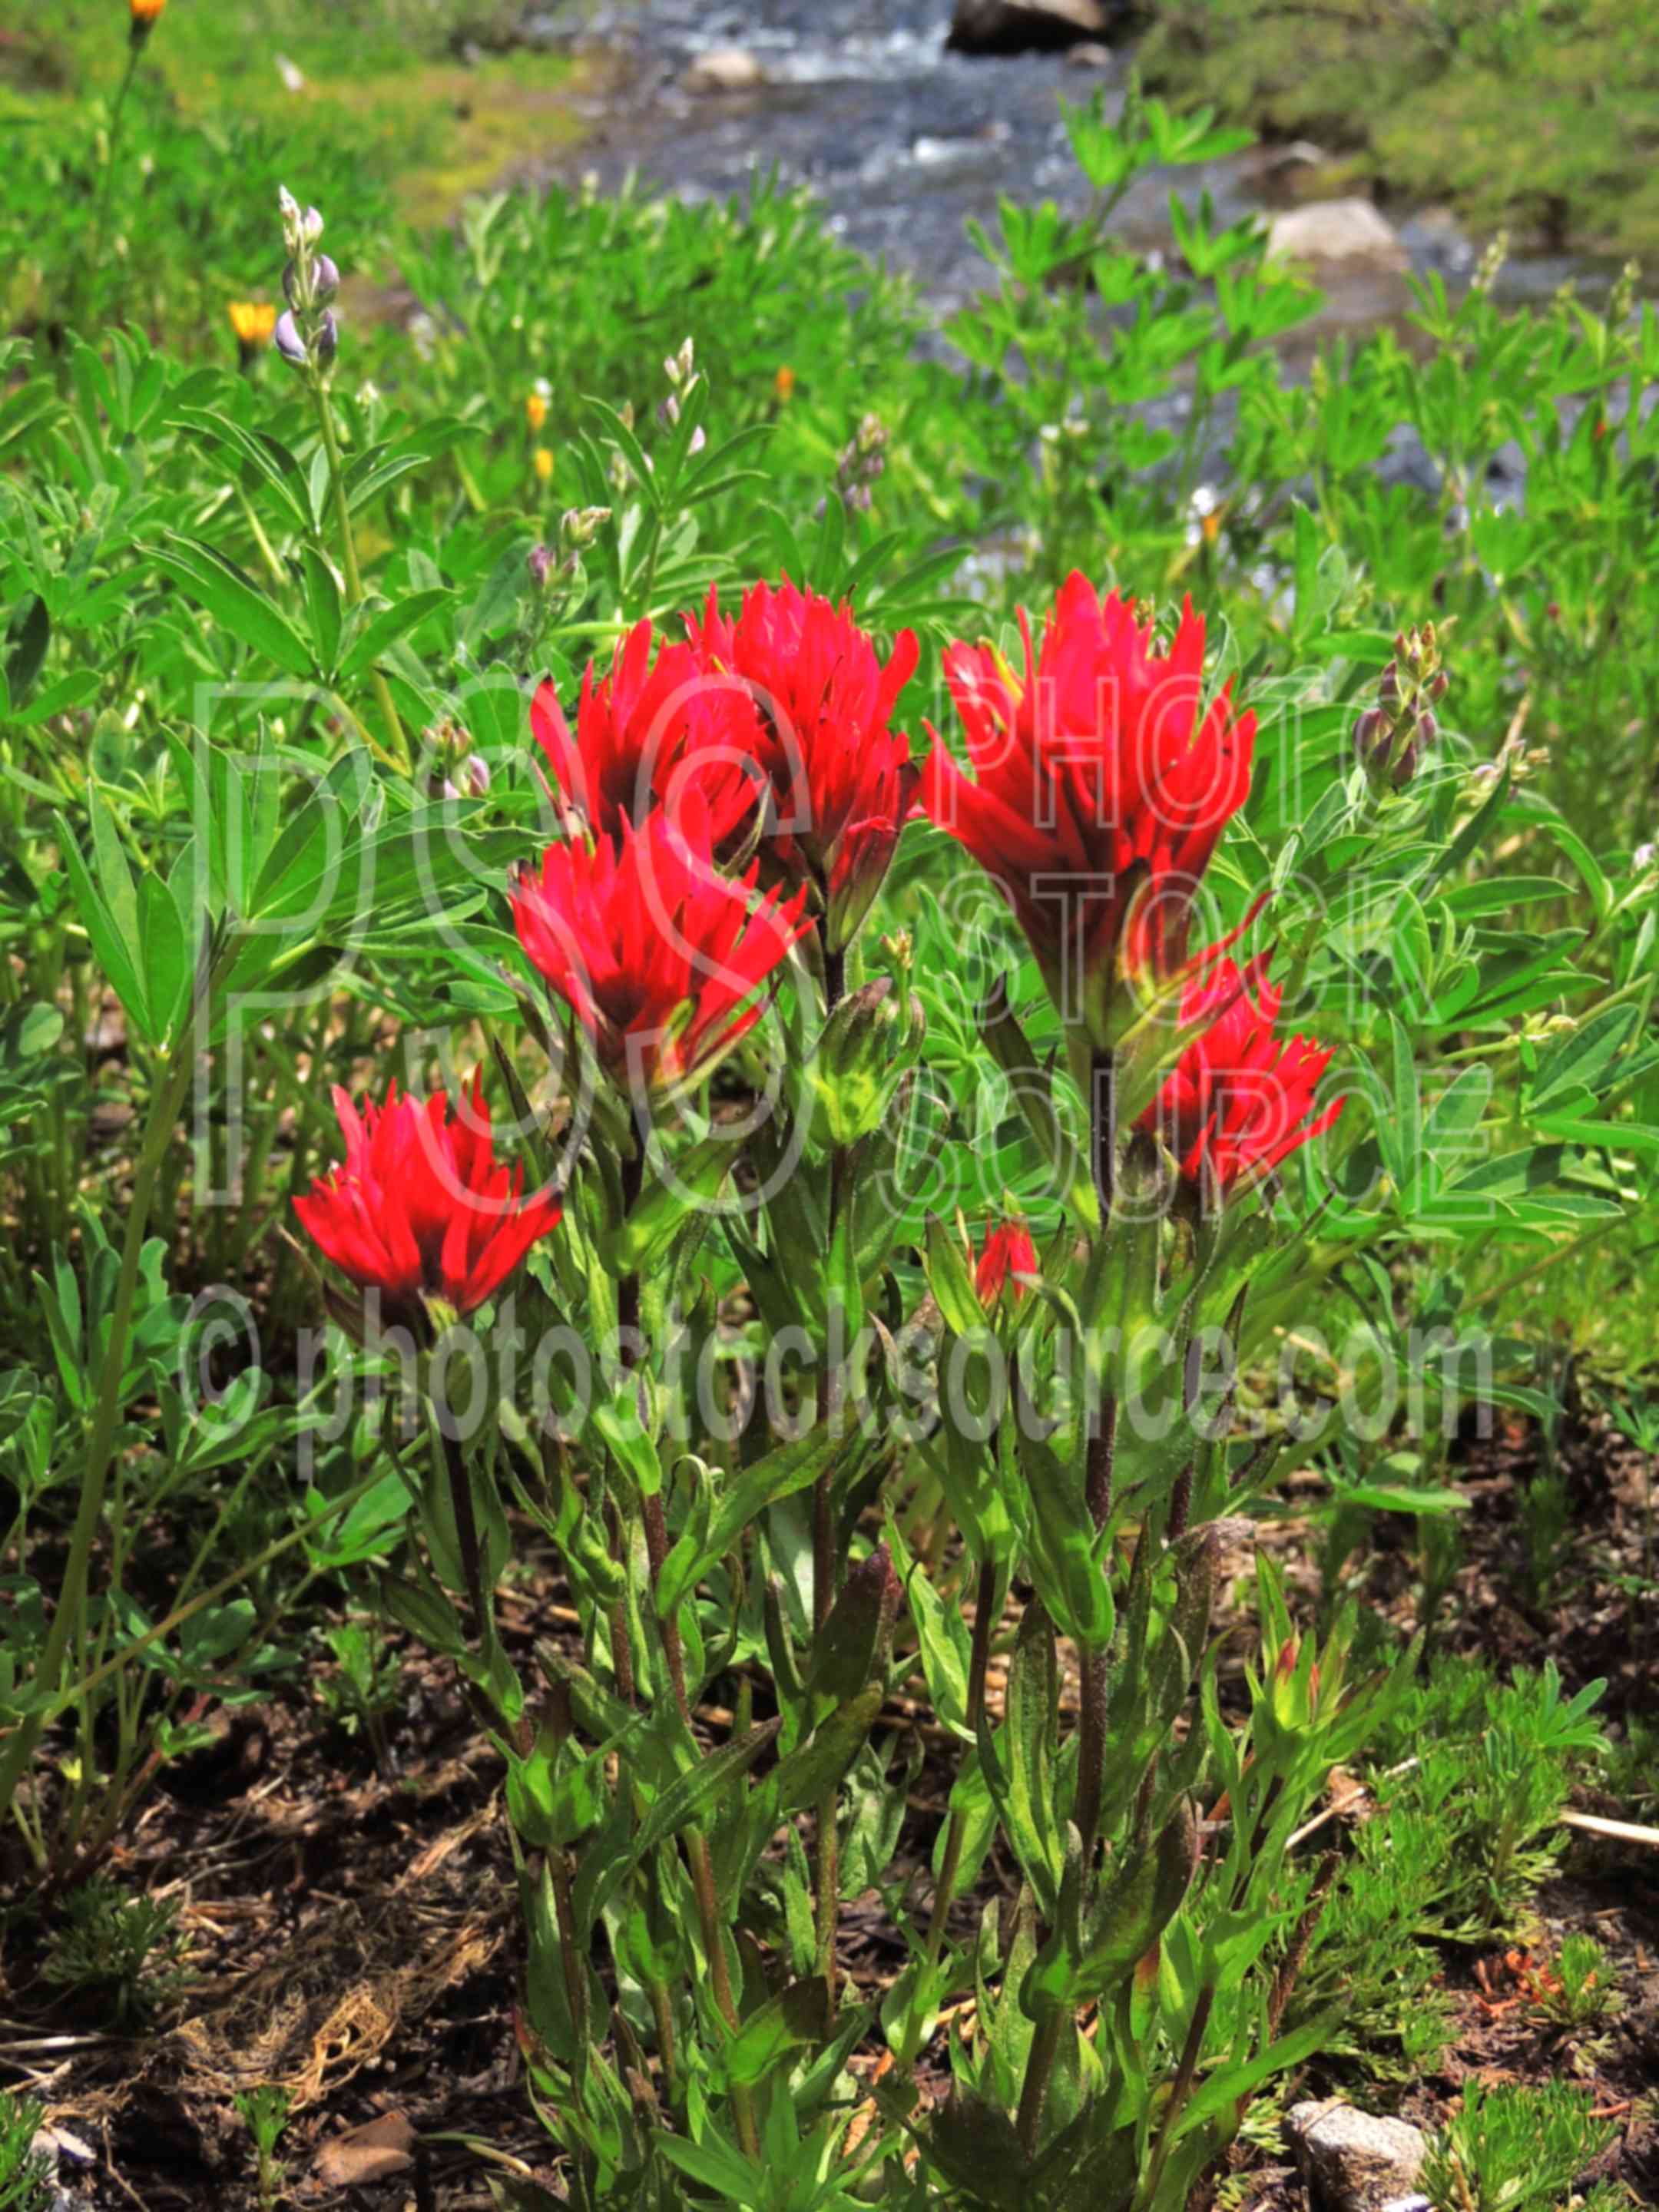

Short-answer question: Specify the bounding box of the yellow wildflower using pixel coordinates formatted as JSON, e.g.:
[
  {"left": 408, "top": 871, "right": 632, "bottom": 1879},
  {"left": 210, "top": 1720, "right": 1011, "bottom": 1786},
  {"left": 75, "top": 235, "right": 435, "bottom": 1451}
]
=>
[{"left": 227, "top": 301, "right": 277, "bottom": 347}]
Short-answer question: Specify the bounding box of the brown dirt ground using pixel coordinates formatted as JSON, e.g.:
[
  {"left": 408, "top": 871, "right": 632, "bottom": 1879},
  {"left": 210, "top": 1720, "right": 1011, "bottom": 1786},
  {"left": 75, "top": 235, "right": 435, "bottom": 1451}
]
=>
[{"left": 5, "top": 1402, "right": 1659, "bottom": 2210}]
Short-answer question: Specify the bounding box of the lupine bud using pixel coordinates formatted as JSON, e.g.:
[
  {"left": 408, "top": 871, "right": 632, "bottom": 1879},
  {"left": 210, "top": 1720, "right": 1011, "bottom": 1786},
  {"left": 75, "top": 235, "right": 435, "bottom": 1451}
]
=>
[
  {"left": 273, "top": 310, "right": 306, "bottom": 366},
  {"left": 527, "top": 542, "right": 554, "bottom": 590},
  {"left": 1379, "top": 660, "right": 1400, "bottom": 710},
  {"left": 1352, "top": 707, "right": 1386, "bottom": 767},
  {"left": 441, "top": 777, "right": 461, "bottom": 802},
  {"left": 466, "top": 754, "right": 492, "bottom": 797},
  {"left": 558, "top": 505, "right": 610, "bottom": 549},
  {"left": 314, "top": 311, "right": 339, "bottom": 369}
]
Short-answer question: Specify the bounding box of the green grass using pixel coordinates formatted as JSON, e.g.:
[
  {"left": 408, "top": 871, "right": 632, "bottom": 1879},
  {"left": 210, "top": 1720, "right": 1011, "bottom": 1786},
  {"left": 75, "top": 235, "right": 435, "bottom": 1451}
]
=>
[
  {"left": 0, "top": 0, "right": 584, "bottom": 263},
  {"left": 1139, "top": 0, "right": 1659, "bottom": 256}
]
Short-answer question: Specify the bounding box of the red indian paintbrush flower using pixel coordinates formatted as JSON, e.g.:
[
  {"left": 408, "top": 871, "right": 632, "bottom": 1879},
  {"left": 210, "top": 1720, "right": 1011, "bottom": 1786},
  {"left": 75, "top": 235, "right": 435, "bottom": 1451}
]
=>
[
  {"left": 1138, "top": 954, "right": 1343, "bottom": 1198},
  {"left": 512, "top": 791, "right": 811, "bottom": 1100},
  {"left": 531, "top": 616, "right": 763, "bottom": 849},
  {"left": 685, "top": 579, "right": 919, "bottom": 951},
  {"left": 922, "top": 573, "right": 1255, "bottom": 1042},
  {"left": 975, "top": 1218, "right": 1038, "bottom": 1306},
  {"left": 294, "top": 1072, "right": 562, "bottom": 1323}
]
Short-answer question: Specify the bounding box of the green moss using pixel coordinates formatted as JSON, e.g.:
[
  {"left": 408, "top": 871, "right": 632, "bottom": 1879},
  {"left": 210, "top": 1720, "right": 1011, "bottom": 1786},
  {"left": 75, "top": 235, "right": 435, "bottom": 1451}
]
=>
[{"left": 1139, "top": 0, "right": 1659, "bottom": 256}]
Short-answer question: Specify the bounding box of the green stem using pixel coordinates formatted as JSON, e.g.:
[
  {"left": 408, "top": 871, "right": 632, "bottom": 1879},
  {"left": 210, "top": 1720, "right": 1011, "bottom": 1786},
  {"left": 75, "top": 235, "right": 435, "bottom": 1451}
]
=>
[
  {"left": 810, "top": 945, "right": 850, "bottom": 2001},
  {"left": 441, "top": 1425, "right": 495, "bottom": 1664},
  {"left": 310, "top": 381, "right": 409, "bottom": 770},
  {"left": 896, "top": 1556, "right": 998, "bottom": 2069},
  {"left": 1015, "top": 2003, "right": 1065, "bottom": 2156},
  {"left": 615, "top": 1137, "right": 760, "bottom": 2161},
  {"left": 0, "top": 982, "right": 210, "bottom": 1833},
  {"left": 1132, "top": 1984, "right": 1214, "bottom": 2211},
  {"left": 84, "top": 41, "right": 142, "bottom": 330}
]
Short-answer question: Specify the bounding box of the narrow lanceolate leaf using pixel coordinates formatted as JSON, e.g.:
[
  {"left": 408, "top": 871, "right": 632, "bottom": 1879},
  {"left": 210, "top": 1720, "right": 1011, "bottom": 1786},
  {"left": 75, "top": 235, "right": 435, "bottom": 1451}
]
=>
[
  {"left": 147, "top": 531, "right": 316, "bottom": 679},
  {"left": 584, "top": 1718, "right": 781, "bottom": 1929}
]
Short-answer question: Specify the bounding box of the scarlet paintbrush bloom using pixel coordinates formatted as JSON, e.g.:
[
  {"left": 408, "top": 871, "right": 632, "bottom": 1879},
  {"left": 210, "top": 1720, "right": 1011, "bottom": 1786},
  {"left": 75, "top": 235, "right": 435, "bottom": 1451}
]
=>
[
  {"left": 922, "top": 574, "right": 1255, "bottom": 1040},
  {"left": 1139, "top": 955, "right": 1343, "bottom": 1198},
  {"left": 295, "top": 1073, "right": 561, "bottom": 1323},
  {"left": 686, "top": 579, "right": 919, "bottom": 950},
  {"left": 531, "top": 617, "right": 763, "bottom": 849},
  {"left": 512, "top": 792, "right": 811, "bottom": 1100},
  {"left": 975, "top": 1218, "right": 1038, "bottom": 1306}
]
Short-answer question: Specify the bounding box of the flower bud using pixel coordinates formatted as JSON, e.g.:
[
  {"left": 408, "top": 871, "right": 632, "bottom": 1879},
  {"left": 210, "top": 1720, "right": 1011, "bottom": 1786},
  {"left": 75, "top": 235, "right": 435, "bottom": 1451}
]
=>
[
  {"left": 811, "top": 976, "right": 925, "bottom": 1147},
  {"left": 273, "top": 310, "right": 306, "bottom": 366},
  {"left": 1378, "top": 660, "right": 1399, "bottom": 710},
  {"left": 527, "top": 542, "right": 554, "bottom": 591},
  {"left": 312, "top": 253, "right": 340, "bottom": 305},
  {"left": 558, "top": 505, "right": 610, "bottom": 550},
  {"left": 466, "top": 754, "right": 492, "bottom": 797},
  {"left": 314, "top": 310, "right": 339, "bottom": 369},
  {"left": 1352, "top": 707, "right": 1387, "bottom": 767},
  {"left": 1414, "top": 710, "right": 1438, "bottom": 750}
]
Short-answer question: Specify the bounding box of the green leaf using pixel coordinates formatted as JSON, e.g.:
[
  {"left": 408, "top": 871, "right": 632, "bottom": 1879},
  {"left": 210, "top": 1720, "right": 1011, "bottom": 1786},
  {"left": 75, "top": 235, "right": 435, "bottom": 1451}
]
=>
[
  {"left": 5, "top": 594, "right": 50, "bottom": 707},
  {"left": 147, "top": 531, "right": 316, "bottom": 679},
  {"left": 339, "top": 589, "right": 453, "bottom": 679},
  {"left": 658, "top": 1424, "right": 843, "bottom": 1614},
  {"left": 139, "top": 867, "right": 190, "bottom": 1047},
  {"left": 1528, "top": 1003, "right": 1639, "bottom": 1110},
  {"left": 585, "top": 1719, "right": 781, "bottom": 1929},
  {"left": 56, "top": 808, "right": 151, "bottom": 1041},
  {"left": 724, "top": 1979, "right": 831, "bottom": 2088},
  {"left": 299, "top": 546, "right": 343, "bottom": 678}
]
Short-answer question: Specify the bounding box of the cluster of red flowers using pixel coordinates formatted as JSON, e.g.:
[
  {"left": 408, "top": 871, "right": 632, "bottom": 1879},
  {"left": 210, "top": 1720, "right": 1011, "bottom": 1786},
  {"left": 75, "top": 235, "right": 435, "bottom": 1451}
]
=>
[
  {"left": 924, "top": 573, "right": 1340, "bottom": 1199},
  {"left": 296, "top": 571, "right": 1342, "bottom": 1321}
]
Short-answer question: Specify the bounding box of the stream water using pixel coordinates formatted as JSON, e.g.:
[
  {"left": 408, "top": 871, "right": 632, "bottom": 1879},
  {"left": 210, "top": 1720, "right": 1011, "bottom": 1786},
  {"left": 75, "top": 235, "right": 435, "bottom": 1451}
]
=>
[{"left": 533, "top": 0, "right": 1588, "bottom": 335}]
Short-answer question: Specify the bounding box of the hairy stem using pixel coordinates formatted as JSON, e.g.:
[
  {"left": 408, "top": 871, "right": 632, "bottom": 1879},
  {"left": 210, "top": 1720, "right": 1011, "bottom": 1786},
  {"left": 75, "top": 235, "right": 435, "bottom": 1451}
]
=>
[
  {"left": 618, "top": 1131, "right": 759, "bottom": 2157},
  {"left": 896, "top": 1557, "right": 999, "bottom": 2068}
]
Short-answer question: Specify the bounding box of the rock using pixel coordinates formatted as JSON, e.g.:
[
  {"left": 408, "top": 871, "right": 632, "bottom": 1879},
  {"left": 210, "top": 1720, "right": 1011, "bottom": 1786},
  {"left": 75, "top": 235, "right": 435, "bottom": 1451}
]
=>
[
  {"left": 684, "top": 48, "right": 767, "bottom": 94},
  {"left": 1064, "top": 40, "right": 1115, "bottom": 68},
  {"left": 1286, "top": 2100, "right": 1428, "bottom": 2212},
  {"left": 1266, "top": 198, "right": 1406, "bottom": 270},
  {"left": 948, "top": 0, "right": 1110, "bottom": 57}
]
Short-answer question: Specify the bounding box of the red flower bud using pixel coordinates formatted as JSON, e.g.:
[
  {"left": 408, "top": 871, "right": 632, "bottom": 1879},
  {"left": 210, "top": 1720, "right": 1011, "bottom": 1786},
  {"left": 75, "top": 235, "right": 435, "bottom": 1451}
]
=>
[{"left": 975, "top": 1218, "right": 1039, "bottom": 1306}]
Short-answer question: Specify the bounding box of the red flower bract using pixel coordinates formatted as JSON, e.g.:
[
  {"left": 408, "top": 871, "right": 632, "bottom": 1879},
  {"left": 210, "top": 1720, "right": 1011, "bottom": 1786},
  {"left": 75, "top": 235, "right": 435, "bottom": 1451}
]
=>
[
  {"left": 531, "top": 615, "right": 763, "bottom": 849},
  {"left": 975, "top": 1218, "right": 1038, "bottom": 1306},
  {"left": 922, "top": 573, "right": 1255, "bottom": 1038},
  {"left": 1139, "top": 955, "right": 1343, "bottom": 1197},
  {"left": 294, "top": 1073, "right": 561, "bottom": 1321},
  {"left": 512, "top": 792, "right": 811, "bottom": 1099},
  {"left": 686, "top": 579, "right": 919, "bottom": 949}
]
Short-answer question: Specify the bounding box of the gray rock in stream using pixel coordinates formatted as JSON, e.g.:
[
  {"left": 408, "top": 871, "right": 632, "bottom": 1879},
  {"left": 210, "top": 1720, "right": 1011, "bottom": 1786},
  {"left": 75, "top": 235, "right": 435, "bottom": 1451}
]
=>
[{"left": 948, "top": 0, "right": 1111, "bottom": 55}]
